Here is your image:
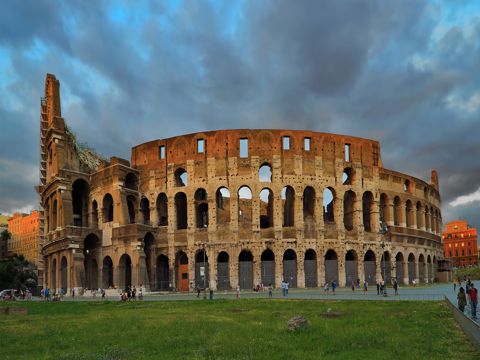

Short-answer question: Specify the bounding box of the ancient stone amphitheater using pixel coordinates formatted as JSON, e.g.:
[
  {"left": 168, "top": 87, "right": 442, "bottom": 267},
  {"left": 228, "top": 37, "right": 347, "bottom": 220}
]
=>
[{"left": 38, "top": 74, "right": 443, "bottom": 293}]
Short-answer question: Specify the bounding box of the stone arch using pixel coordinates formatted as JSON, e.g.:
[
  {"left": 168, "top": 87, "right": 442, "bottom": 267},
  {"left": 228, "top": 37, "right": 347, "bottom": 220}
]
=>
[
  {"left": 91, "top": 200, "right": 99, "bottom": 228},
  {"left": 125, "top": 173, "right": 138, "bottom": 191},
  {"left": 323, "top": 187, "right": 335, "bottom": 223},
  {"left": 304, "top": 249, "right": 317, "bottom": 288},
  {"left": 238, "top": 250, "right": 253, "bottom": 290},
  {"left": 408, "top": 253, "right": 416, "bottom": 284},
  {"left": 362, "top": 191, "right": 374, "bottom": 232},
  {"left": 217, "top": 251, "right": 230, "bottom": 290},
  {"left": 424, "top": 206, "right": 430, "bottom": 231},
  {"left": 381, "top": 251, "right": 391, "bottom": 283},
  {"left": 416, "top": 201, "right": 423, "bottom": 229},
  {"left": 156, "top": 254, "right": 169, "bottom": 290},
  {"left": 364, "top": 250, "right": 376, "bottom": 285},
  {"left": 261, "top": 249, "right": 275, "bottom": 287},
  {"left": 393, "top": 196, "right": 401, "bottom": 226},
  {"left": 380, "top": 193, "right": 389, "bottom": 224},
  {"left": 195, "top": 189, "right": 208, "bottom": 228},
  {"left": 259, "top": 188, "right": 274, "bottom": 229},
  {"left": 345, "top": 249, "right": 358, "bottom": 286},
  {"left": 143, "top": 232, "right": 155, "bottom": 289},
  {"left": 405, "top": 200, "right": 413, "bottom": 228},
  {"left": 60, "top": 256, "right": 68, "bottom": 293},
  {"left": 343, "top": 167, "right": 354, "bottom": 185},
  {"left": 427, "top": 255, "right": 432, "bottom": 282},
  {"left": 140, "top": 197, "right": 150, "bottom": 225},
  {"left": 195, "top": 249, "right": 209, "bottom": 289},
  {"left": 51, "top": 258, "right": 57, "bottom": 290},
  {"left": 83, "top": 233, "right": 100, "bottom": 289},
  {"left": 102, "top": 256, "right": 114, "bottom": 288},
  {"left": 343, "top": 190, "right": 356, "bottom": 231},
  {"left": 259, "top": 163, "right": 272, "bottom": 182},
  {"left": 175, "top": 251, "right": 189, "bottom": 291},
  {"left": 418, "top": 253, "right": 426, "bottom": 284},
  {"left": 281, "top": 186, "right": 295, "bottom": 227},
  {"left": 156, "top": 193, "right": 168, "bottom": 226},
  {"left": 175, "top": 192, "right": 188, "bottom": 230},
  {"left": 72, "top": 179, "right": 89, "bottom": 227},
  {"left": 216, "top": 187, "right": 231, "bottom": 225},
  {"left": 303, "top": 186, "right": 315, "bottom": 220},
  {"left": 174, "top": 168, "right": 188, "bottom": 187},
  {"left": 119, "top": 254, "right": 132, "bottom": 290},
  {"left": 324, "top": 249, "right": 338, "bottom": 284},
  {"left": 238, "top": 186, "right": 252, "bottom": 225},
  {"left": 395, "top": 252, "right": 404, "bottom": 284},
  {"left": 283, "top": 249, "right": 297, "bottom": 288},
  {"left": 126, "top": 195, "right": 137, "bottom": 224},
  {"left": 52, "top": 199, "right": 58, "bottom": 229},
  {"left": 102, "top": 193, "right": 114, "bottom": 222}
]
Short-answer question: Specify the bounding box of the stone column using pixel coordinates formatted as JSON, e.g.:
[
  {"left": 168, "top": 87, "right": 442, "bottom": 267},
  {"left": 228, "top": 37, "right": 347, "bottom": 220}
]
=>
[
  {"left": 371, "top": 200, "right": 380, "bottom": 233},
  {"left": 275, "top": 253, "right": 283, "bottom": 288},
  {"left": 208, "top": 247, "right": 217, "bottom": 290},
  {"left": 334, "top": 192, "right": 343, "bottom": 230},
  {"left": 403, "top": 259, "right": 409, "bottom": 285},
  {"left": 414, "top": 260, "right": 419, "bottom": 284},
  {"left": 230, "top": 190, "right": 238, "bottom": 232},
  {"left": 230, "top": 252, "right": 239, "bottom": 289},
  {"left": 338, "top": 250, "right": 346, "bottom": 287},
  {"left": 317, "top": 252, "right": 325, "bottom": 287},
  {"left": 375, "top": 252, "right": 382, "bottom": 283},
  {"left": 297, "top": 250, "right": 305, "bottom": 288},
  {"left": 386, "top": 201, "right": 394, "bottom": 227},
  {"left": 354, "top": 197, "right": 362, "bottom": 232},
  {"left": 150, "top": 204, "right": 158, "bottom": 227},
  {"left": 295, "top": 193, "right": 304, "bottom": 229},
  {"left": 253, "top": 251, "right": 261, "bottom": 288}
]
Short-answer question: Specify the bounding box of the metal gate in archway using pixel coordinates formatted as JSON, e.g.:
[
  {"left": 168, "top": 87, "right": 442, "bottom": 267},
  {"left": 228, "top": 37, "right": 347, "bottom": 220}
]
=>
[
  {"left": 238, "top": 251, "right": 253, "bottom": 290},
  {"left": 283, "top": 250, "right": 297, "bottom": 288},
  {"left": 304, "top": 258, "right": 317, "bottom": 288},
  {"left": 396, "top": 261, "right": 404, "bottom": 284}
]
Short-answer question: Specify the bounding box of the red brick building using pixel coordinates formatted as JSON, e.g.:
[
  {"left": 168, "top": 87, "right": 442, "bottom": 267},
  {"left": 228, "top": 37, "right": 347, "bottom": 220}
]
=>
[
  {"left": 7, "top": 211, "right": 42, "bottom": 268},
  {"left": 442, "top": 220, "right": 478, "bottom": 268}
]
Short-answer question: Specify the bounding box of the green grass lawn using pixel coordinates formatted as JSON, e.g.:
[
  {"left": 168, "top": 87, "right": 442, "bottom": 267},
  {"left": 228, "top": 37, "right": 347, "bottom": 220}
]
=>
[{"left": 0, "top": 299, "right": 477, "bottom": 360}]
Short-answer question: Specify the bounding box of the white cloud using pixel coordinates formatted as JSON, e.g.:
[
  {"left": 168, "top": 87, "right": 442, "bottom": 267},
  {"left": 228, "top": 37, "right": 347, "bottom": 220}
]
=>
[
  {"left": 445, "top": 91, "right": 480, "bottom": 113},
  {"left": 449, "top": 186, "right": 480, "bottom": 207}
]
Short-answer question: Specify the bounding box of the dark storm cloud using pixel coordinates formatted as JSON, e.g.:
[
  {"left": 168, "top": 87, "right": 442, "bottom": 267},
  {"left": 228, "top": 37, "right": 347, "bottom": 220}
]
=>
[{"left": 0, "top": 0, "right": 479, "bottom": 229}]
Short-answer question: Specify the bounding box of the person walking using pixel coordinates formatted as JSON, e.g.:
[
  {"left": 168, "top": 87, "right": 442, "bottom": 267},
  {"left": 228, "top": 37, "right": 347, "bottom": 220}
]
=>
[
  {"left": 453, "top": 278, "right": 457, "bottom": 292},
  {"left": 393, "top": 279, "right": 398, "bottom": 296},
  {"left": 236, "top": 285, "right": 240, "bottom": 299},
  {"left": 376, "top": 281, "right": 380, "bottom": 295},
  {"left": 351, "top": 280, "right": 355, "bottom": 292},
  {"left": 469, "top": 283, "right": 478, "bottom": 319},
  {"left": 364, "top": 280, "right": 368, "bottom": 294},
  {"left": 285, "top": 282, "right": 289, "bottom": 296},
  {"left": 332, "top": 280, "right": 336, "bottom": 295},
  {"left": 457, "top": 287, "right": 467, "bottom": 313},
  {"left": 281, "top": 280, "right": 286, "bottom": 297},
  {"left": 268, "top": 284, "right": 273, "bottom": 298}
]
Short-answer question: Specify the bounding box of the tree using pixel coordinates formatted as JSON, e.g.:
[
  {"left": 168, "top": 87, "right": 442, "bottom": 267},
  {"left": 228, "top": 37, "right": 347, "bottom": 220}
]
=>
[
  {"left": 0, "top": 254, "right": 37, "bottom": 291},
  {"left": 1, "top": 229, "right": 10, "bottom": 242}
]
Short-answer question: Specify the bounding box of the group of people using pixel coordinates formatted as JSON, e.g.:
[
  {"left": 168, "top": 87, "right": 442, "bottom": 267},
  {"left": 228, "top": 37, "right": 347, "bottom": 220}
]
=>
[
  {"left": 120, "top": 285, "right": 142, "bottom": 301},
  {"left": 456, "top": 276, "right": 478, "bottom": 319},
  {"left": 323, "top": 280, "right": 337, "bottom": 294}
]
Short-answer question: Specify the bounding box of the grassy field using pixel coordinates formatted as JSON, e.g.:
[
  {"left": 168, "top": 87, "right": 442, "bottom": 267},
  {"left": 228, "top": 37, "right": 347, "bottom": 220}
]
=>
[{"left": 0, "top": 299, "right": 477, "bottom": 360}]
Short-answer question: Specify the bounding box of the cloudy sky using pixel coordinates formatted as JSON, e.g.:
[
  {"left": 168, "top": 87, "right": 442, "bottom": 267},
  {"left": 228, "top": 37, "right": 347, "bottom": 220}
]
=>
[{"left": 0, "top": 0, "right": 479, "bottom": 232}]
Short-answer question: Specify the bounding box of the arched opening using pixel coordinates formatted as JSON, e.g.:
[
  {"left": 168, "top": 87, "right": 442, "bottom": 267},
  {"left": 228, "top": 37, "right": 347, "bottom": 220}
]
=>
[
  {"left": 324, "top": 250, "right": 338, "bottom": 284},
  {"left": 143, "top": 232, "right": 155, "bottom": 289},
  {"left": 238, "top": 250, "right": 253, "bottom": 290},
  {"left": 125, "top": 173, "right": 138, "bottom": 191},
  {"left": 156, "top": 193, "right": 168, "bottom": 226},
  {"left": 195, "top": 189, "right": 208, "bottom": 228},
  {"left": 364, "top": 250, "right": 376, "bottom": 285},
  {"left": 51, "top": 258, "right": 57, "bottom": 290},
  {"left": 175, "top": 192, "right": 188, "bottom": 230},
  {"left": 102, "top": 194, "right": 114, "bottom": 222},
  {"left": 217, "top": 252, "right": 230, "bottom": 290},
  {"left": 396, "top": 252, "right": 404, "bottom": 284},
  {"left": 238, "top": 186, "right": 252, "bottom": 226},
  {"left": 52, "top": 199, "right": 58, "bottom": 229},
  {"left": 175, "top": 251, "right": 189, "bottom": 292},
  {"left": 381, "top": 251, "right": 391, "bottom": 283},
  {"left": 424, "top": 206, "right": 430, "bottom": 231},
  {"left": 418, "top": 254, "right": 425, "bottom": 284},
  {"left": 283, "top": 249, "right": 297, "bottom": 288},
  {"left": 404, "top": 179, "right": 410, "bottom": 192},
  {"left": 83, "top": 234, "right": 100, "bottom": 289},
  {"left": 380, "top": 193, "right": 389, "bottom": 224},
  {"left": 259, "top": 163, "right": 272, "bottom": 182},
  {"left": 303, "top": 186, "right": 315, "bottom": 220},
  {"left": 393, "top": 196, "right": 401, "bottom": 226},
  {"left": 427, "top": 255, "right": 432, "bottom": 282},
  {"left": 408, "top": 253, "right": 416, "bottom": 284},
  {"left": 261, "top": 249, "right": 275, "bottom": 287},
  {"left": 259, "top": 188, "right": 274, "bottom": 229},
  {"left": 126, "top": 195, "right": 137, "bottom": 224},
  {"left": 342, "top": 167, "right": 353, "bottom": 185},
  {"left": 405, "top": 200, "right": 412, "bottom": 228},
  {"left": 430, "top": 209, "right": 435, "bottom": 233},
  {"left": 345, "top": 250, "right": 358, "bottom": 286},
  {"left": 195, "top": 249, "right": 209, "bottom": 289},
  {"left": 433, "top": 256, "right": 437, "bottom": 281},
  {"left": 174, "top": 168, "right": 187, "bottom": 187},
  {"left": 60, "top": 256, "right": 68, "bottom": 293},
  {"left": 343, "top": 190, "right": 356, "bottom": 231},
  {"left": 216, "top": 187, "right": 231, "bottom": 225},
  {"left": 362, "top": 191, "right": 374, "bottom": 232},
  {"left": 91, "top": 200, "right": 99, "bottom": 228},
  {"left": 102, "top": 256, "right": 114, "bottom": 288},
  {"left": 416, "top": 202, "right": 423, "bottom": 229},
  {"left": 323, "top": 188, "right": 335, "bottom": 223},
  {"left": 304, "top": 249, "right": 317, "bottom": 288},
  {"left": 119, "top": 254, "right": 132, "bottom": 290},
  {"left": 140, "top": 198, "right": 150, "bottom": 225},
  {"left": 156, "top": 254, "right": 169, "bottom": 290},
  {"left": 282, "top": 186, "right": 295, "bottom": 227},
  {"left": 72, "top": 179, "right": 89, "bottom": 227}
]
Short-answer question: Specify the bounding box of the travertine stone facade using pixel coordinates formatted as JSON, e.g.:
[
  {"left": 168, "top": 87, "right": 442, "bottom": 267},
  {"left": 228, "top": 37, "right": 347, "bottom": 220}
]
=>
[{"left": 38, "top": 74, "right": 443, "bottom": 293}]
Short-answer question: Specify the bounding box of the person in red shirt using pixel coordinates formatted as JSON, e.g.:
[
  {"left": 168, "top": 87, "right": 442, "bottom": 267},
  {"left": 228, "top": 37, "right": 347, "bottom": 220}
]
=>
[{"left": 469, "top": 283, "right": 478, "bottom": 319}]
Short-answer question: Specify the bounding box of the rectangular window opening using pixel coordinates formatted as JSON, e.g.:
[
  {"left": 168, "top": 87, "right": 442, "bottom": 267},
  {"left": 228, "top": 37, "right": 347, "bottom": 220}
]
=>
[
  {"left": 283, "top": 136, "right": 290, "bottom": 150},
  {"left": 197, "top": 139, "right": 205, "bottom": 153},
  {"left": 159, "top": 145, "right": 165, "bottom": 159},
  {"left": 240, "top": 138, "right": 248, "bottom": 158},
  {"left": 345, "top": 143, "right": 350, "bottom": 162},
  {"left": 304, "top": 137, "right": 311, "bottom": 151}
]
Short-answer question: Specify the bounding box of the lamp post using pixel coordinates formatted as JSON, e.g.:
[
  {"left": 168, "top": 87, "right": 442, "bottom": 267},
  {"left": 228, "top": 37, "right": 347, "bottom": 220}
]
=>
[{"left": 379, "top": 222, "right": 388, "bottom": 297}]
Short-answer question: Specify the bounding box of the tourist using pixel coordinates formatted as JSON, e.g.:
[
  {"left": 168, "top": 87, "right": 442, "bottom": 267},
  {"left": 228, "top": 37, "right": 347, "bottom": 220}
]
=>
[
  {"left": 332, "top": 281, "right": 336, "bottom": 295},
  {"left": 363, "top": 280, "right": 368, "bottom": 294},
  {"left": 453, "top": 278, "right": 457, "bottom": 292},
  {"left": 469, "top": 283, "right": 478, "bottom": 319},
  {"left": 268, "top": 284, "right": 273, "bottom": 298},
  {"left": 376, "top": 281, "right": 380, "bottom": 295},
  {"left": 323, "top": 282, "right": 329, "bottom": 292},
  {"left": 281, "top": 280, "right": 286, "bottom": 297},
  {"left": 72, "top": 287, "right": 76, "bottom": 299},
  {"left": 196, "top": 286, "right": 200, "bottom": 298},
  {"left": 138, "top": 288, "right": 143, "bottom": 300},
  {"left": 457, "top": 287, "right": 467, "bottom": 313},
  {"left": 351, "top": 280, "right": 355, "bottom": 292},
  {"left": 412, "top": 279, "right": 416, "bottom": 288},
  {"left": 393, "top": 279, "right": 398, "bottom": 296},
  {"left": 101, "top": 288, "right": 106, "bottom": 300},
  {"left": 380, "top": 280, "right": 385, "bottom": 295},
  {"left": 40, "top": 288, "right": 45, "bottom": 300},
  {"left": 44, "top": 287, "right": 50, "bottom": 301},
  {"left": 236, "top": 285, "right": 240, "bottom": 299},
  {"left": 132, "top": 286, "right": 137, "bottom": 300},
  {"left": 285, "top": 282, "right": 289, "bottom": 296}
]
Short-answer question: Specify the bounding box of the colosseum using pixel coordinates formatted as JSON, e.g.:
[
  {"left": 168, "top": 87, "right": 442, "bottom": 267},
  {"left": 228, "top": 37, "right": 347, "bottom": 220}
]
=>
[{"left": 37, "top": 74, "right": 444, "bottom": 294}]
